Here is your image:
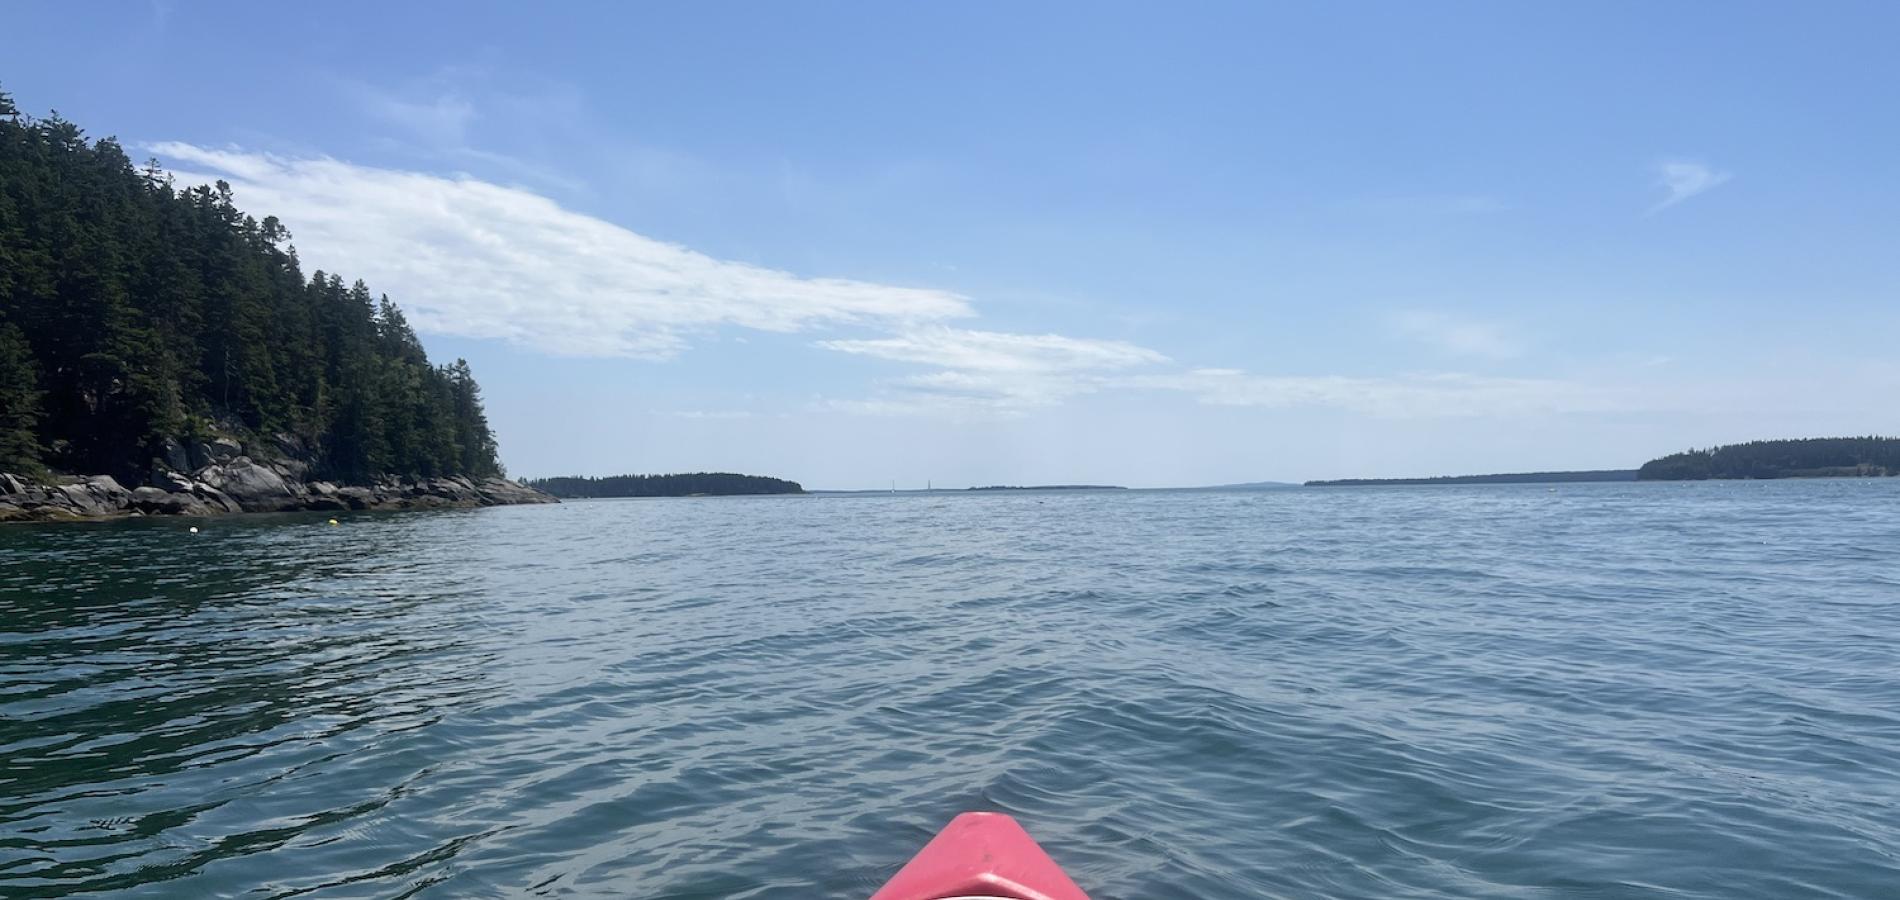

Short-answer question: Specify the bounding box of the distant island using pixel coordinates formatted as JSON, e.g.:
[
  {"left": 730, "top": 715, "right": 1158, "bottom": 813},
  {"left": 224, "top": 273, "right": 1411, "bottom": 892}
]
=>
[
  {"left": 966, "top": 484, "right": 1127, "bottom": 491},
  {"left": 1304, "top": 437, "right": 1900, "bottom": 487},
  {"left": 1308, "top": 470, "right": 1638, "bottom": 487},
  {"left": 1187, "top": 481, "right": 1299, "bottom": 491},
  {"left": 526, "top": 473, "right": 805, "bottom": 498},
  {"left": 1638, "top": 437, "right": 1899, "bottom": 480}
]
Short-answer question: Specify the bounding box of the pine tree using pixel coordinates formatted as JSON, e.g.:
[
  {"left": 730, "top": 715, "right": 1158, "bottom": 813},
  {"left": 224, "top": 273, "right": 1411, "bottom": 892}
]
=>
[
  {"left": 0, "top": 323, "right": 45, "bottom": 476},
  {"left": 0, "top": 86, "right": 506, "bottom": 483},
  {"left": 448, "top": 359, "right": 498, "bottom": 477}
]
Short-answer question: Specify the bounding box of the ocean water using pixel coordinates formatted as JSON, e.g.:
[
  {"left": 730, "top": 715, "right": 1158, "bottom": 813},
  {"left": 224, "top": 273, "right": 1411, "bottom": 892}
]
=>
[{"left": 3, "top": 481, "right": 1898, "bottom": 899}]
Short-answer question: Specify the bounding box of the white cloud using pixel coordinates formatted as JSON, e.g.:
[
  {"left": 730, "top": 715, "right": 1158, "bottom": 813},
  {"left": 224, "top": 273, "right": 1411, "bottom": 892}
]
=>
[
  {"left": 142, "top": 143, "right": 1721, "bottom": 427},
  {"left": 817, "top": 327, "right": 1168, "bottom": 414},
  {"left": 1649, "top": 159, "right": 1732, "bottom": 213},
  {"left": 818, "top": 327, "right": 1166, "bottom": 373},
  {"left": 151, "top": 144, "right": 975, "bottom": 358},
  {"left": 1386, "top": 310, "right": 1523, "bottom": 359},
  {"left": 830, "top": 372, "right": 1088, "bottom": 415},
  {"left": 1122, "top": 369, "right": 1631, "bottom": 418}
]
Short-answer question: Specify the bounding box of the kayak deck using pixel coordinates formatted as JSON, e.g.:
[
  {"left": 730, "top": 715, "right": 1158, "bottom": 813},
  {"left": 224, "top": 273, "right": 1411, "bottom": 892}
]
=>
[{"left": 870, "top": 812, "right": 1091, "bottom": 900}]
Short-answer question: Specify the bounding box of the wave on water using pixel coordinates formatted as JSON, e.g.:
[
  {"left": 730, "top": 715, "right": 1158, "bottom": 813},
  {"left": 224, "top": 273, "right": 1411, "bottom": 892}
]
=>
[{"left": 3, "top": 482, "right": 1898, "bottom": 898}]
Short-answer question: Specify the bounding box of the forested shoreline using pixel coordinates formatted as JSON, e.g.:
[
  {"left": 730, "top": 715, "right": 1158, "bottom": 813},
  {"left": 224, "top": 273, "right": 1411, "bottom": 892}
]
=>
[
  {"left": 1638, "top": 438, "right": 1900, "bottom": 480},
  {"left": 0, "top": 88, "right": 559, "bottom": 521},
  {"left": 527, "top": 473, "right": 806, "bottom": 498},
  {"left": 0, "top": 88, "right": 501, "bottom": 486}
]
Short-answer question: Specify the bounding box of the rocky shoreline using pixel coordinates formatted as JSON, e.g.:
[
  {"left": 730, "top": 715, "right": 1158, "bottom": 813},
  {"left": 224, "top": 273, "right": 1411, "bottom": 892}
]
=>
[{"left": 1, "top": 454, "right": 555, "bottom": 523}]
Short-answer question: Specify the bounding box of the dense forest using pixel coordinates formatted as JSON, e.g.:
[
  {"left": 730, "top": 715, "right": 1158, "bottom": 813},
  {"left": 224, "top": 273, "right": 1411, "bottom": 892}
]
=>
[
  {"left": 1308, "top": 470, "right": 1638, "bottom": 486},
  {"left": 526, "top": 473, "right": 805, "bottom": 498},
  {"left": 1638, "top": 438, "right": 1900, "bottom": 480},
  {"left": 0, "top": 88, "right": 499, "bottom": 484}
]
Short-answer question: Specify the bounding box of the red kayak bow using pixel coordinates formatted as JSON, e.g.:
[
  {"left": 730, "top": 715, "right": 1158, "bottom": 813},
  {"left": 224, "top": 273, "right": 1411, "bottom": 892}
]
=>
[{"left": 870, "top": 812, "right": 1091, "bottom": 900}]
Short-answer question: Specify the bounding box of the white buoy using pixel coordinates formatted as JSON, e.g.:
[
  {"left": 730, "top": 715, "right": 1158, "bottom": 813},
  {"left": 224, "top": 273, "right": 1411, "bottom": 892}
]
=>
[{"left": 189, "top": 526, "right": 199, "bottom": 534}]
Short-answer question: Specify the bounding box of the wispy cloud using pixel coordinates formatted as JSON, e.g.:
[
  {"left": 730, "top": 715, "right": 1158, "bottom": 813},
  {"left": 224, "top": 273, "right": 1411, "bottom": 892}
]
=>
[
  {"left": 145, "top": 142, "right": 1695, "bottom": 426},
  {"left": 820, "top": 373, "right": 1098, "bottom": 416},
  {"left": 1386, "top": 310, "right": 1523, "bottom": 359},
  {"left": 1649, "top": 159, "right": 1732, "bottom": 213},
  {"left": 819, "top": 327, "right": 1165, "bottom": 373},
  {"left": 152, "top": 144, "right": 976, "bottom": 358},
  {"left": 153, "top": 144, "right": 1172, "bottom": 416},
  {"left": 337, "top": 73, "right": 594, "bottom": 193},
  {"left": 1121, "top": 369, "right": 1630, "bottom": 418},
  {"left": 818, "top": 327, "right": 1168, "bottom": 413},
  {"left": 351, "top": 84, "right": 477, "bottom": 148}
]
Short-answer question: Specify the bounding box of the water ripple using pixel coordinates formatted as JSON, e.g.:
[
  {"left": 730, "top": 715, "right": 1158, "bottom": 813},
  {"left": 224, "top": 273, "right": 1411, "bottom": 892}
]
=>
[{"left": 3, "top": 481, "right": 1899, "bottom": 897}]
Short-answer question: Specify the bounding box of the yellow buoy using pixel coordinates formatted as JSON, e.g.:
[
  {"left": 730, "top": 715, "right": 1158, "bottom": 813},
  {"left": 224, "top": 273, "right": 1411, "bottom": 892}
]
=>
[{"left": 328, "top": 518, "right": 339, "bottom": 526}]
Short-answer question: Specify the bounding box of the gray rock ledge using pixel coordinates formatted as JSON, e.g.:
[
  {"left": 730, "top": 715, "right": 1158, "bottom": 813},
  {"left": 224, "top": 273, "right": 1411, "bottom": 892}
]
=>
[{"left": 0, "top": 470, "right": 556, "bottom": 523}]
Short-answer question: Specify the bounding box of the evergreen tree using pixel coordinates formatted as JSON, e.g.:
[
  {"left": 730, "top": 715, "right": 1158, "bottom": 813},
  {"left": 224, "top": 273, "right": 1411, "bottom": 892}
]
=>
[
  {"left": 0, "top": 87, "right": 504, "bottom": 483},
  {"left": 0, "top": 323, "right": 44, "bottom": 476},
  {"left": 448, "top": 359, "right": 499, "bottom": 477}
]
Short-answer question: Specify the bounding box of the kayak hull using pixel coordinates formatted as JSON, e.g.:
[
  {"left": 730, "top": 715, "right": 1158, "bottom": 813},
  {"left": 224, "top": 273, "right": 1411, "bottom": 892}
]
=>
[{"left": 870, "top": 812, "right": 1091, "bottom": 900}]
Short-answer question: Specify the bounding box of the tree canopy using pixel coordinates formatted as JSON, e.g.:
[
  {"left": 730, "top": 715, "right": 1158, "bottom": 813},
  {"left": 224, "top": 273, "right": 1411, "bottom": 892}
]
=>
[
  {"left": 526, "top": 473, "right": 805, "bottom": 498},
  {"left": 1638, "top": 438, "right": 1900, "bottom": 480},
  {"left": 0, "top": 89, "right": 500, "bottom": 483}
]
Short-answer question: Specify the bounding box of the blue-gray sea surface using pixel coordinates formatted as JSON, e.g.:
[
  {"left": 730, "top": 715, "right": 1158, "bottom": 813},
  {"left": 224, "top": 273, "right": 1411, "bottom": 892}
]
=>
[{"left": 3, "top": 481, "right": 1898, "bottom": 898}]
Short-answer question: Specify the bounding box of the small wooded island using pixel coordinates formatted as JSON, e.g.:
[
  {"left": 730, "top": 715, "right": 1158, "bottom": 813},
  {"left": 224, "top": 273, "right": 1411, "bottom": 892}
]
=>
[
  {"left": 527, "top": 473, "right": 805, "bottom": 498},
  {"left": 1307, "top": 437, "right": 1900, "bottom": 486},
  {"left": 0, "top": 89, "right": 554, "bottom": 521},
  {"left": 1636, "top": 438, "right": 1899, "bottom": 480}
]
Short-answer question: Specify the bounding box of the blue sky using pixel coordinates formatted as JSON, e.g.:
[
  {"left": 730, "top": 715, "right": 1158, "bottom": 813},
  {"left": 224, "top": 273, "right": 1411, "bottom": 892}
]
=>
[{"left": 10, "top": 2, "right": 1898, "bottom": 486}]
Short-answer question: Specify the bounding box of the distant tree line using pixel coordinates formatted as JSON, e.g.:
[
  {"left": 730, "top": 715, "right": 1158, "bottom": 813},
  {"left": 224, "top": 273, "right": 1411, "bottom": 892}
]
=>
[
  {"left": 1307, "top": 470, "right": 1638, "bottom": 486},
  {"left": 0, "top": 89, "right": 499, "bottom": 483},
  {"left": 966, "top": 484, "right": 1126, "bottom": 491},
  {"left": 526, "top": 473, "right": 805, "bottom": 498},
  {"left": 1637, "top": 438, "right": 1900, "bottom": 480}
]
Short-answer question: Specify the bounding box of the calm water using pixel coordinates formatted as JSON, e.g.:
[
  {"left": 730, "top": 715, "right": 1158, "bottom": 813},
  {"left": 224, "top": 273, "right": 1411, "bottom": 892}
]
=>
[{"left": 3, "top": 482, "right": 1898, "bottom": 899}]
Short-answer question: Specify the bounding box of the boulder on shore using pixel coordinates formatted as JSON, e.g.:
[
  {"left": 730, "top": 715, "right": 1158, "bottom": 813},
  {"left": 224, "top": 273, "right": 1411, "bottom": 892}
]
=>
[
  {"left": 152, "top": 468, "right": 196, "bottom": 493},
  {"left": 52, "top": 476, "right": 131, "bottom": 516},
  {"left": 196, "top": 459, "right": 296, "bottom": 511},
  {"left": 476, "top": 477, "right": 559, "bottom": 506},
  {"left": 272, "top": 458, "right": 311, "bottom": 482},
  {"left": 130, "top": 486, "right": 210, "bottom": 515},
  {"left": 158, "top": 438, "right": 191, "bottom": 473},
  {"left": 194, "top": 483, "right": 242, "bottom": 513}
]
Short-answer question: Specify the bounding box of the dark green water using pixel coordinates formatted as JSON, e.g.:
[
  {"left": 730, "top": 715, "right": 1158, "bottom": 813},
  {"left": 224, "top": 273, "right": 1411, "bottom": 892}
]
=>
[{"left": 4, "top": 481, "right": 1898, "bottom": 898}]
